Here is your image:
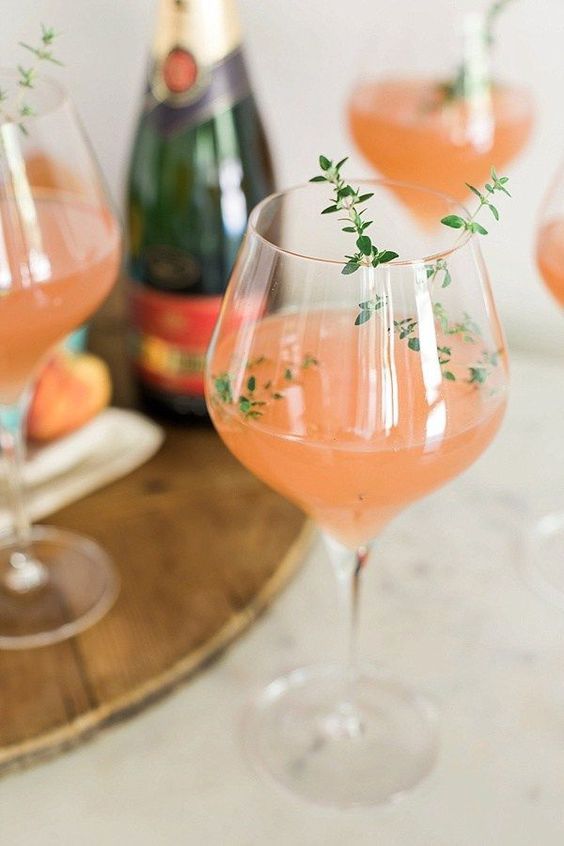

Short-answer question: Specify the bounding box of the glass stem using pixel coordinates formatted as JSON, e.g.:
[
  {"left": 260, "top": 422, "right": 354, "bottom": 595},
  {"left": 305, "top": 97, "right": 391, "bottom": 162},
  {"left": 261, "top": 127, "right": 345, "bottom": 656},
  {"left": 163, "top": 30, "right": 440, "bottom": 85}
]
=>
[
  {"left": 0, "top": 395, "right": 47, "bottom": 593},
  {"left": 347, "top": 545, "right": 369, "bottom": 677},
  {"left": 322, "top": 532, "right": 372, "bottom": 738}
]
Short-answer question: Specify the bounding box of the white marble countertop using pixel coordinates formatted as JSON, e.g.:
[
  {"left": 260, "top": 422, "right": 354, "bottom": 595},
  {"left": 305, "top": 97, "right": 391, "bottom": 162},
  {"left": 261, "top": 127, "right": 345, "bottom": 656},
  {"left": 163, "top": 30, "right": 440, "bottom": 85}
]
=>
[{"left": 3, "top": 351, "right": 564, "bottom": 845}]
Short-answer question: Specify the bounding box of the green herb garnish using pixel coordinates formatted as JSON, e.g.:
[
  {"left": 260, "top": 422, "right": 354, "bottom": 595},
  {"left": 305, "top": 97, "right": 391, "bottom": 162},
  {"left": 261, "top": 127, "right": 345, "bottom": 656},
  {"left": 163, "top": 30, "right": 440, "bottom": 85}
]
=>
[
  {"left": 247, "top": 356, "right": 266, "bottom": 369},
  {"left": 355, "top": 296, "right": 386, "bottom": 326},
  {"left": 238, "top": 375, "right": 266, "bottom": 419},
  {"left": 440, "top": 0, "right": 516, "bottom": 104},
  {"left": 302, "top": 355, "right": 319, "bottom": 369},
  {"left": 468, "top": 367, "right": 487, "bottom": 385},
  {"left": 313, "top": 155, "right": 509, "bottom": 279},
  {"left": 310, "top": 153, "right": 509, "bottom": 388},
  {"left": 213, "top": 358, "right": 291, "bottom": 420},
  {"left": 215, "top": 154, "right": 509, "bottom": 412},
  {"left": 0, "top": 24, "right": 62, "bottom": 135},
  {"left": 441, "top": 168, "right": 510, "bottom": 235},
  {"left": 485, "top": 0, "right": 516, "bottom": 49},
  {"left": 310, "top": 155, "right": 398, "bottom": 275},
  {"left": 433, "top": 303, "right": 482, "bottom": 342},
  {"left": 426, "top": 260, "right": 452, "bottom": 288},
  {"left": 238, "top": 397, "right": 265, "bottom": 419},
  {"left": 213, "top": 374, "right": 233, "bottom": 405}
]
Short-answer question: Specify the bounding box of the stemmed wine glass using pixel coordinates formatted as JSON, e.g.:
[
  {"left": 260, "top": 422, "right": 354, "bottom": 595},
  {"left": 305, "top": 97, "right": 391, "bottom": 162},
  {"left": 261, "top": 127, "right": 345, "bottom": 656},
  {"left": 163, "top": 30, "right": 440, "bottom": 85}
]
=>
[
  {"left": 205, "top": 178, "right": 508, "bottom": 806},
  {"left": 347, "top": 0, "right": 533, "bottom": 224},
  {"left": 0, "top": 71, "right": 121, "bottom": 648},
  {"left": 524, "top": 161, "right": 564, "bottom": 602}
]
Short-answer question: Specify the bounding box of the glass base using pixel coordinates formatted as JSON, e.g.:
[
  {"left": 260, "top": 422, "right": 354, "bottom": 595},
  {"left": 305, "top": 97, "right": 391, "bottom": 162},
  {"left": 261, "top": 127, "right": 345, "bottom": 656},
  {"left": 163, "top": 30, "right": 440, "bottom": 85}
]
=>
[
  {"left": 244, "top": 665, "right": 438, "bottom": 808},
  {"left": 523, "top": 512, "right": 564, "bottom": 608},
  {"left": 0, "top": 526, "right": 119, "bottom": 649}
]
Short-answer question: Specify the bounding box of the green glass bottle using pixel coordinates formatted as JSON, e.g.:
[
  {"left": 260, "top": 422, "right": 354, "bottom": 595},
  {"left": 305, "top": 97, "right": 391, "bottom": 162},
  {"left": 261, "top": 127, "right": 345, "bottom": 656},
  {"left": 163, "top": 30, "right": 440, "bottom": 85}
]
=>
[{"left": 127, "top": 0, "right": 275, "bottom": 421}]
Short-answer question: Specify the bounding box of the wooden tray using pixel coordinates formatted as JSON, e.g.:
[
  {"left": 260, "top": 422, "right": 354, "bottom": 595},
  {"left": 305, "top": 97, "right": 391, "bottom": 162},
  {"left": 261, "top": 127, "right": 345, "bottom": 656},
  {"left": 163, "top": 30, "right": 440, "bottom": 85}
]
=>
[{"left": 0, "top": 291, "right": 310, "bottom": 777}]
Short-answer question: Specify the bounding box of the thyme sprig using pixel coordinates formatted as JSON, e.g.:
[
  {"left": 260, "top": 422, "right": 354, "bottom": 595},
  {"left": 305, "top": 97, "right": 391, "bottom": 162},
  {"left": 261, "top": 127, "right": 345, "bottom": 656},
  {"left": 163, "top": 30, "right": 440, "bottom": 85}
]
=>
[
  {"left": 313, "top": 155, "right": 509, "bottom": 275},
  {"left": 469, "top": 349, "right": 501, "bottom": 385},
  {"left": 415, "top": 311, "right": 498, "bottom": 386},
  {"left": 213, "top": 374, "right": 232, "bottom": 405},
  {"left": 485, "top": 0, "right": 516, "bottom": 48},
  {"left": 0, "top": 24, "right": 62, "bottom": 135},
  {"left": 19, "top": 25, "right": 63, "bottom": 67},
  {"left": 395, "top": 318, "right": 420, "bottom": 352},
  {"left": 426, "top": 259, "right": 452, "bottom": 288},
  {"left": 440, "top": 0, "right": 517, "bottom": 104},
  {"left": 354, "top": 295, "right": 494, "bottom": 383},
  {"left": 215, "top": 154, "right": 509, "bottom": 411},
  {"left": 212, "top": 355, "right": 319, "bottom": 420},
  {"left": 441, "top": 168, "right": 510, "bottom": 236},
  {"left": 355, "top": 295, "right": 386, "bottom": 326},
  {"left": 433, "top": 303, "right": 482, "bottom": 343},
  {"left": 238, "top": 376, "right": 266, "bottom": 420},
  {"left": 312, "top": 154, "right": 508, "bottom": 388},
  {"left": 310, "top": 155, "right": 398, "bottom": 275},
  {"left": 213, "top": 373, "right": 267, "bottom": 420}
]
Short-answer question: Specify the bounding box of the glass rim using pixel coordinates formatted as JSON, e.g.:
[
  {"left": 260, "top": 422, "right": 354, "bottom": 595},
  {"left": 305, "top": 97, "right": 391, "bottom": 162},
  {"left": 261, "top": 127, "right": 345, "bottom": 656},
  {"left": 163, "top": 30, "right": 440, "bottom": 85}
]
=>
[
  {"left": 248, "top": 179, "right": 474, "bottom": 267},
  {"left": 0, "top": 68, "right": 68, "bottom": 121}
]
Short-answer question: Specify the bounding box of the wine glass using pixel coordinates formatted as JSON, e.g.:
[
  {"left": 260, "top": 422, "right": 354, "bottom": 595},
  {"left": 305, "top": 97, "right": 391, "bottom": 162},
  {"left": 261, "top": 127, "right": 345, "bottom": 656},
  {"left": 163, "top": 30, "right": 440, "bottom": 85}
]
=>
[
  {"left": 205, "top": 179, "right": 508, "bottom": 806},
  {"left": 347, "top": 0, "right": 533, "bottom": 224},
  {"left": 0, "top": 71, "right": 121, "bottom": 648},
  {"left": 523, "top": 162, "right": 564, "bottom": 602}
]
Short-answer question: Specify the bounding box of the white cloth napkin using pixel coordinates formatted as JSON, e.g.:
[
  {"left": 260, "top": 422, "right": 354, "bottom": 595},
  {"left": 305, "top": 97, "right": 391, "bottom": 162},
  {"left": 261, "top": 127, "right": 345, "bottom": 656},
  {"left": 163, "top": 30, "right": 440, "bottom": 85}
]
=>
[{"left": 0, "top": 409, "right": 164, "bottom": 534}]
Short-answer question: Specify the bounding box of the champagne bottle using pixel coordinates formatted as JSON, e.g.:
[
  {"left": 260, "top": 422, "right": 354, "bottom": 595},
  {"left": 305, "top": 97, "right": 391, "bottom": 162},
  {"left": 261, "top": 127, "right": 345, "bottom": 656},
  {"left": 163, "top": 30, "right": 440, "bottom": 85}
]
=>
[{"left": 127, "top": 0, "right": 275, "bottom": 420}]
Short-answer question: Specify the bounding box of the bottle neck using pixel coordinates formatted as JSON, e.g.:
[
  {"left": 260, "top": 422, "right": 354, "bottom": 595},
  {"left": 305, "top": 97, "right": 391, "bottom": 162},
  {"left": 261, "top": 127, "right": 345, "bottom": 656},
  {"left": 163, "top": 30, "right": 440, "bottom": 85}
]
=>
[
  {"left": 147, "top": 0, "right": 251, "bottom": 126},
  {"left": 153, "top": 0, "right": 242, "bottom": 68}
]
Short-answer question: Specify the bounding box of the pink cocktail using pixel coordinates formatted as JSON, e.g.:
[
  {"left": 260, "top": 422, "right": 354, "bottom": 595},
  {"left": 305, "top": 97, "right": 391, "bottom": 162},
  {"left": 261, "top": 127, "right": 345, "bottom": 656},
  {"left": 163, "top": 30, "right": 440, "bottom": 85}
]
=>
[{"left": 0, "top": 71, "right": 121, "bottom": 648}]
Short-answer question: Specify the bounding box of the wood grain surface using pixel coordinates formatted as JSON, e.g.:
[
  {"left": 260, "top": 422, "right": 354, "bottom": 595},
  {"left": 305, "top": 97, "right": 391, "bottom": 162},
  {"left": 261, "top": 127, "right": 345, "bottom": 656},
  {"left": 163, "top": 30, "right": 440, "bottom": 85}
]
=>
[{"left": 0, "top": 284, "right": 309, "bottom": 776}]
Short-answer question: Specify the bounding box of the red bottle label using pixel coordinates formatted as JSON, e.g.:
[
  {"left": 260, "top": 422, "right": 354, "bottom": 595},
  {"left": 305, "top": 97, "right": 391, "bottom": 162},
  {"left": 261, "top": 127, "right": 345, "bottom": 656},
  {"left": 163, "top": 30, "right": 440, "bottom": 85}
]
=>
[
  {"left": 129, "top": 287, "right": 223, "bottom": 397},
  {"left": 162, "top": 48, "right": 198, "bottom": 94},
  {"left": 147, "top": 49, "right": 250, "bottom": 137}
]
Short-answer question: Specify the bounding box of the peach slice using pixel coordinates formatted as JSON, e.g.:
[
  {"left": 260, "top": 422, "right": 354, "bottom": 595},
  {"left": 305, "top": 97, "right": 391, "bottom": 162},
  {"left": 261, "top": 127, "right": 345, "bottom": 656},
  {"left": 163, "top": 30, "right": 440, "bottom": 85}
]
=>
[{"left": 28, "top": 352, "right": 112, "bottom": 443}]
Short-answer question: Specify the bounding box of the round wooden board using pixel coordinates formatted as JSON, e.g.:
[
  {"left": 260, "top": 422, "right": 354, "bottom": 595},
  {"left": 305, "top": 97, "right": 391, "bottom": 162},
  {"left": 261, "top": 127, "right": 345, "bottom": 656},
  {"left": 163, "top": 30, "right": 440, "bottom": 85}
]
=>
[
  {"left": 0, "top": 427, "right": 311, "bottom": 777},
  {"left": 0, "top": 287, "right": 311, "bottom": 777}
]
